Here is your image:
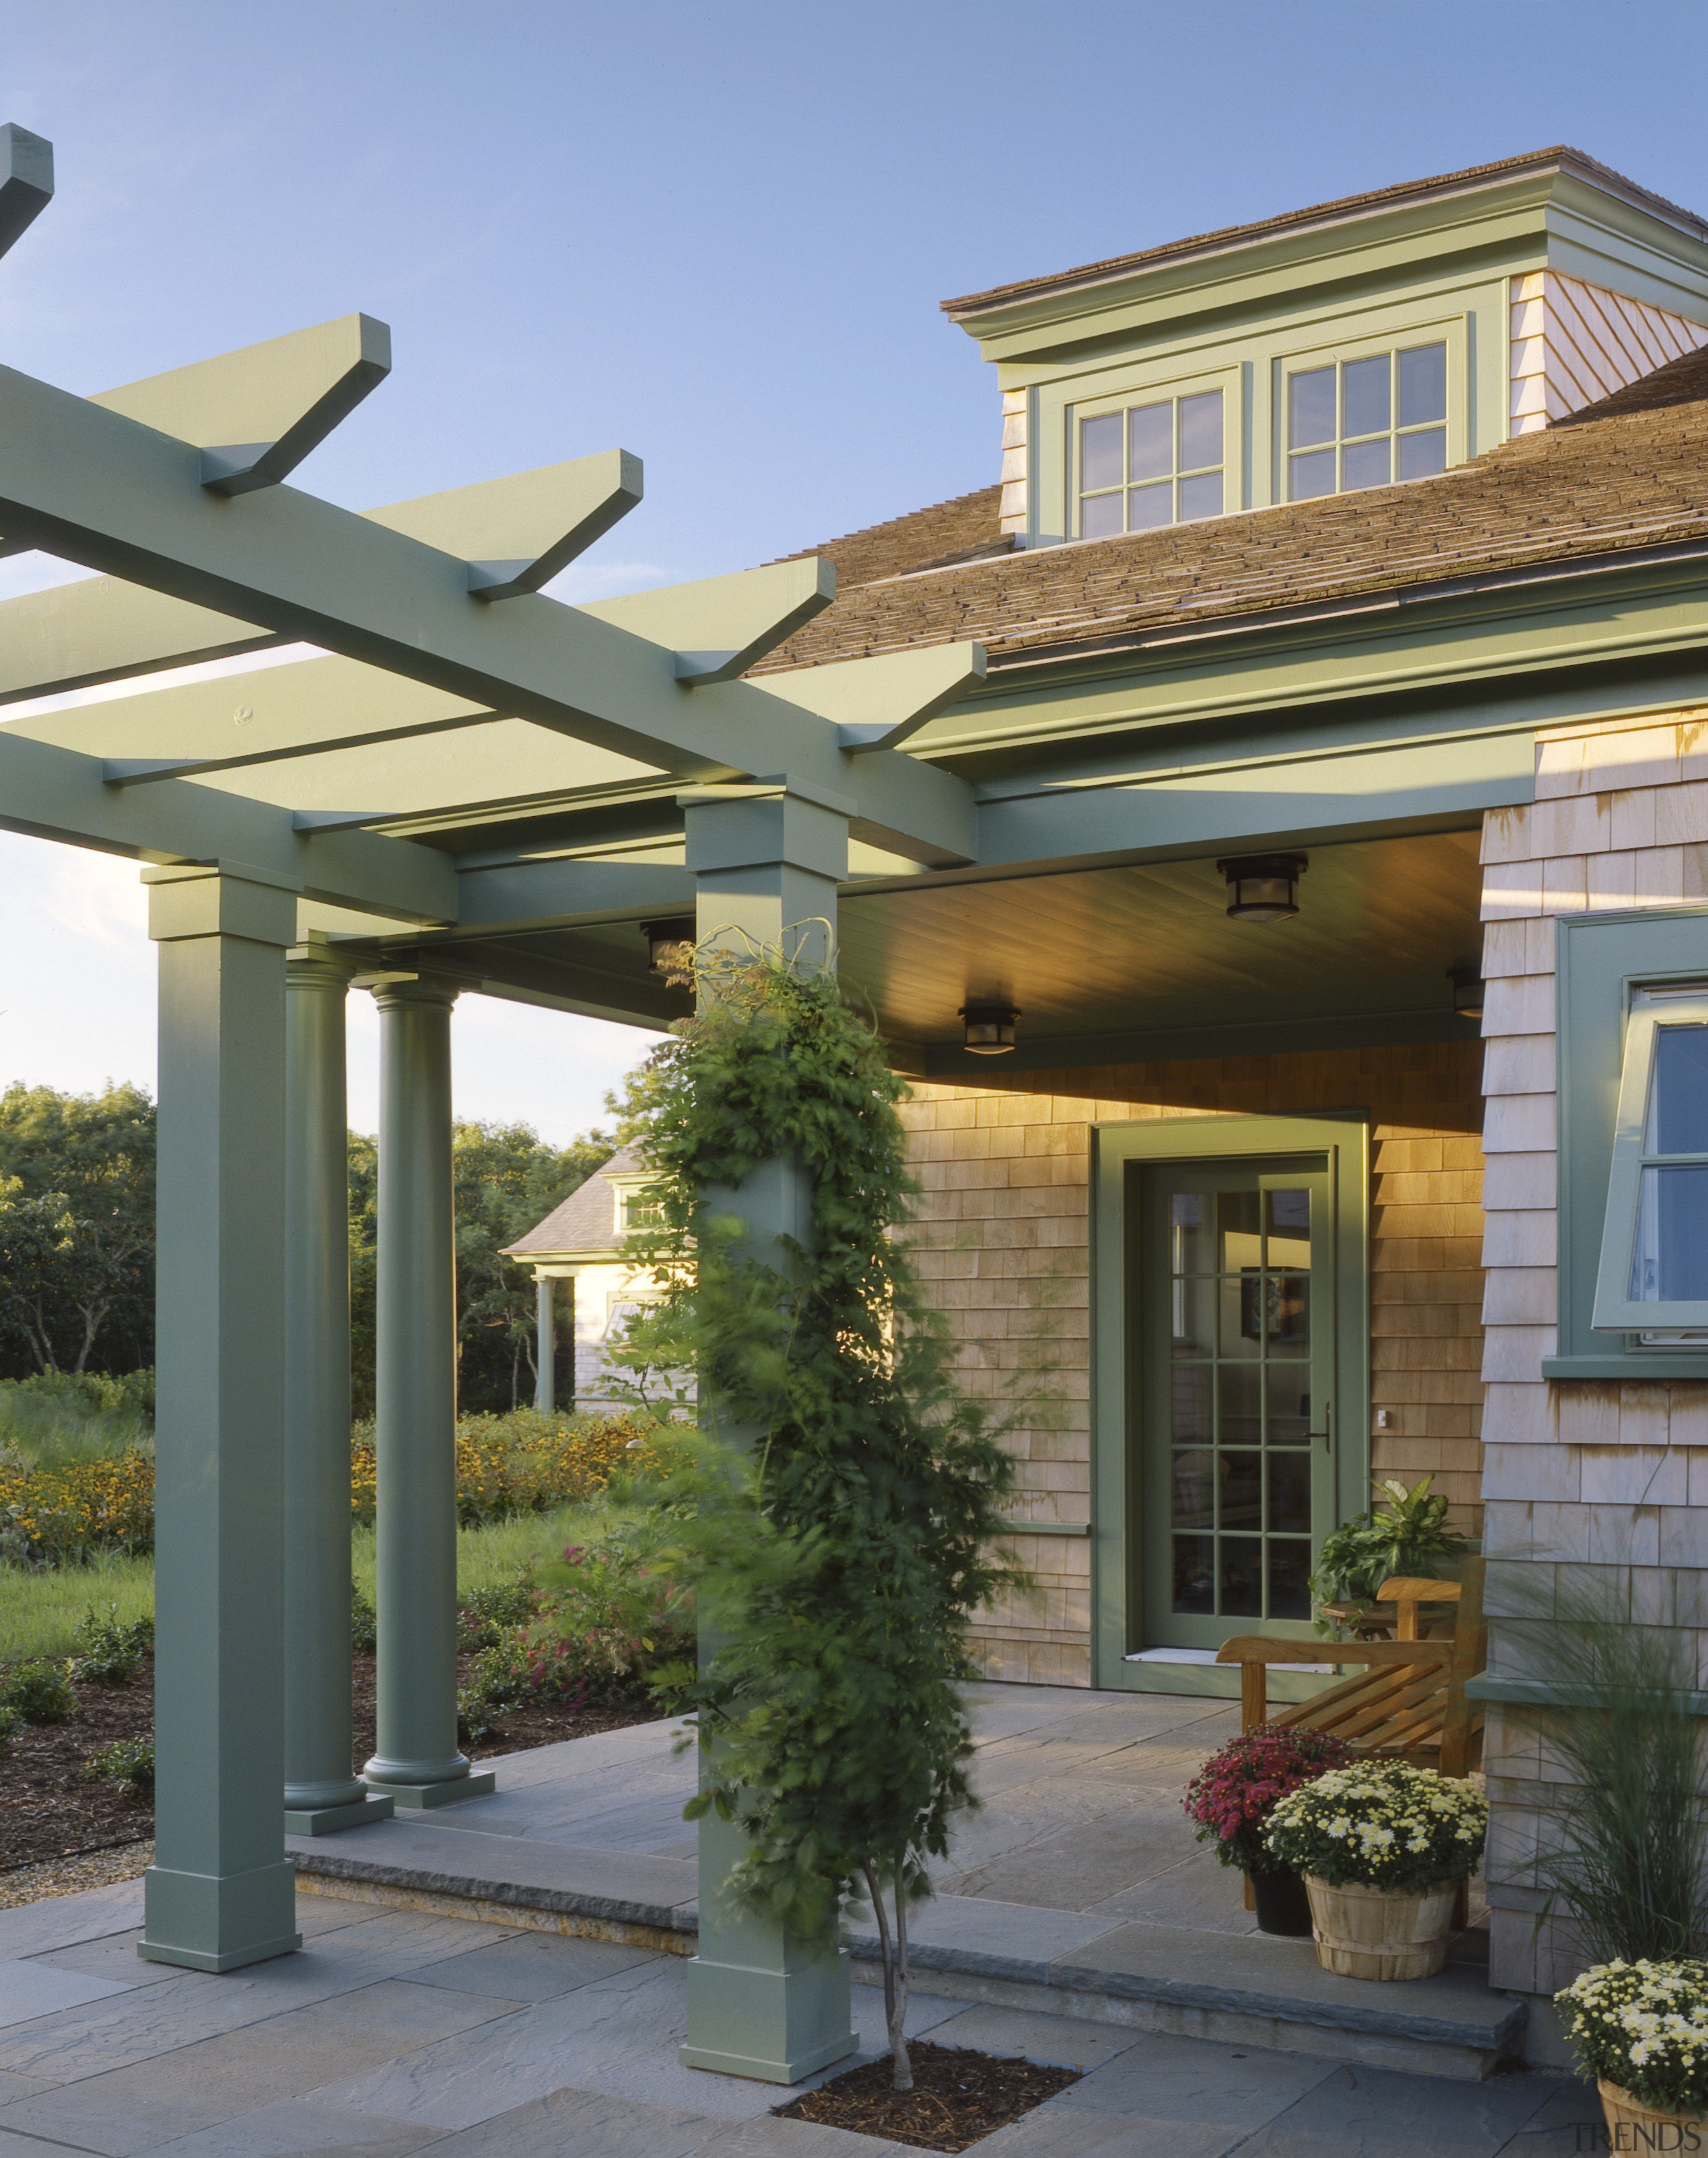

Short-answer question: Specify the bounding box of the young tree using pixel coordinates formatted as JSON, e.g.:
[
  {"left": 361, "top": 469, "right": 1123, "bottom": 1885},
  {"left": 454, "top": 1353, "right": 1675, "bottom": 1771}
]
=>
[
  {"left": 614, "top": 951, "right": 1028, "bottom": 2091},
  {"left": 0, "top": 1082, "right": 155, "bottom": 1374}
]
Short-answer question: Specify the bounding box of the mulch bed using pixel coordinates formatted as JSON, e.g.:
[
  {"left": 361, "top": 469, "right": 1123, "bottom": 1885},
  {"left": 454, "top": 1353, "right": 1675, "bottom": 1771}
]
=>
[
  {"left": 775, "top": 2041, "right": 1080, "bottom": 2153},
  {"left": 0, "top": 1649, "right": 662, "bottom": 1875}
]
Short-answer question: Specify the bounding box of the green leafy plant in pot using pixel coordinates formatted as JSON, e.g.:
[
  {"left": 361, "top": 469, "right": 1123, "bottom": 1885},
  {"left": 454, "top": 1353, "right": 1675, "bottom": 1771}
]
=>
[
  {"left": 1307, "top": 1476, "right": 1469, "bottom": 1636},
  {"left": 1183, "top": 1723, "right": 1354, "bottom": 1935}
]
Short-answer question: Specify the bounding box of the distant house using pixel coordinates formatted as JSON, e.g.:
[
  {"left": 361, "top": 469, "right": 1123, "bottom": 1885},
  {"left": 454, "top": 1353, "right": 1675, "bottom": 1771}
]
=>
[{"left": 501, "top": 1145, "right": 664, "bottom": 1412}]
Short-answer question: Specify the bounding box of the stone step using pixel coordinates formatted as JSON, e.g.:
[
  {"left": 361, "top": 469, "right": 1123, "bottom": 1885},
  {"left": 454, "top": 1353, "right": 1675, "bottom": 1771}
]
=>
[{"left": 291, "top": 1822, "right": 1523, "bottom": 2082}]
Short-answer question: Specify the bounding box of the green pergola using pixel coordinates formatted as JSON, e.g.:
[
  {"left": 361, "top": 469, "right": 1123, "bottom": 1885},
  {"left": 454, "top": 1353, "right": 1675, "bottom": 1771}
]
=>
[{"left": 0, "top": 124, "right": 998, "bottom": 2081}]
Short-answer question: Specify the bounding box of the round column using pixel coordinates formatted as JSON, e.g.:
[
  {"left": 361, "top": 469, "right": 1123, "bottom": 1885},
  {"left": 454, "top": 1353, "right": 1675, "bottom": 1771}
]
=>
[
  {"left": 534, "top": 1275, "right": 556, "bottom": 1415},
  {"left": 362, "top": 979, "right": 493, "bottom": 1806},
  {"left": 283, "top": 948, "right": 392, "bottom": 1832}
]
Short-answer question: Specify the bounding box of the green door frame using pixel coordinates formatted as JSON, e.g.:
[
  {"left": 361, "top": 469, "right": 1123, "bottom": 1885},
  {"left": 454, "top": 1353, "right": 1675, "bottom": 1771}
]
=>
[{"left": 1090, "top": 1114, "right": 1372, "bottom": 1696}]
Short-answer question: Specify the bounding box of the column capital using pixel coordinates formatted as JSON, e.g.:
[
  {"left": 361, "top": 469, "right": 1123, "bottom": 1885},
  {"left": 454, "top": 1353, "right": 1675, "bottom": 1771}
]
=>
[
  {"left": 360, "top": 972, "right": 465, "bottom": 1014},
  {"left": 143, "top": 861, "right": 300, "bottom": 947},
  {"left": 286, "top": 934, "right": 362, "bottom": 992}
]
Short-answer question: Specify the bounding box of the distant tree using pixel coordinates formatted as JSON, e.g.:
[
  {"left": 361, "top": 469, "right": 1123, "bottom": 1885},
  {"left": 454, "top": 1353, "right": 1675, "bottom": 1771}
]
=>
[
  {"left": 346, "top": 1118, "right": 612, "bottom": 1417},
  {"left": 0, "top": 1083, "right": 156, "bottom": 1375}
]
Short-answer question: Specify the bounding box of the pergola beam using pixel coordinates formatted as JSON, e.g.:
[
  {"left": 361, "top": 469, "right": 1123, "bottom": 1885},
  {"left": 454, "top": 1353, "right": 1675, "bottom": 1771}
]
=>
[
  {"left": 91, "top": 314, "right": 393, "bottom": 496},
  {"left": 0, "top": 731, "right": 456, "bottom": 920},
  {"left": 0, "top": 124, "right": 53, "bottom": 264}
]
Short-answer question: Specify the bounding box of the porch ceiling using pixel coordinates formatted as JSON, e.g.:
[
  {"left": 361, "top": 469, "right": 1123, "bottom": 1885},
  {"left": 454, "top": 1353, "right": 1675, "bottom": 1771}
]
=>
[{"left": 404, "top": 826, "right": 1486, "bottom": 1062}]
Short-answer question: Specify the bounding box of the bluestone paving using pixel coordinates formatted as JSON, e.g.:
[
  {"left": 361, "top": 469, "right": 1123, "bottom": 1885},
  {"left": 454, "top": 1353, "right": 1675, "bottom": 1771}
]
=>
[
  {"left": 142, "top": 2096, "right": 446, "bottom": 2157},
  {"left": 1089, "top": 1846, "right": 1260, "bottom": 1932},
  {"left": 0, "top": 1880, "right": 145, "bottom": 1957},
  {"left": 0, "top": 1957, "right": 135, "bottom": 2027},
  {"left": 923, "top": 2000, "right": 1142, "bottom": 2070},
  {"left": 1231, "top": 2062, "right": 1581, "bottom": 2157},
  {"left": 0, "top": 1978, "right": 520, "bottom": 2155},
  {"left": 408, "top": 1930, "right": 656, "bottom": 2001},
  {"left": 420, "top": 2084, "right": 725, "bottom": 2157},
  {"left": 846, "top": 1892, "right": 1121, "bottom": 1984},
  {"left": 1059, "top": 2026, "right": 1340, "bottom": 2126},
  {"left": 949, "top": 1800, "right": 1206, "bottom": 1909}
]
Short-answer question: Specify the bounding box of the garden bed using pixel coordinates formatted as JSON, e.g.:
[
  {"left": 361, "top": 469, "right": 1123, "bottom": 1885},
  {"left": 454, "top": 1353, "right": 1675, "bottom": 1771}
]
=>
[
  {"left": 0, "top": 1650, "right": 661, "bottom": 1874},
  {"left": 775, "top": 2043, "right": 1080, "bottom": 2153}
]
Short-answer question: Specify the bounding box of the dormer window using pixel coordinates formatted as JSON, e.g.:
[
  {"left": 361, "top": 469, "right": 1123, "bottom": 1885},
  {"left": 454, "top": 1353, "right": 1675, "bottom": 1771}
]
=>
[
  {"left": 1078, "top": 386, "right": 1225, "bottom": 538},
  {"left": 1286, "top": 340, "right": 1447, "bottom": 500}
]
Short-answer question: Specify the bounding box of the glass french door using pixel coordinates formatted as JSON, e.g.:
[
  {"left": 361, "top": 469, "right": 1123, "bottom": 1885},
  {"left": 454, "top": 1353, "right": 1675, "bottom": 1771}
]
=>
[{"left": 1139, "top": 1156, "right": 1336, "bottom": 1648}]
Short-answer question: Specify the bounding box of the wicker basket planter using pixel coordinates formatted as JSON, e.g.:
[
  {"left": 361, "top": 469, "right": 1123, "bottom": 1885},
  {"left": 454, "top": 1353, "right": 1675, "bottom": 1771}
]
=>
[
  {"left": 1598, "top": 2077, "right": 1708, "bottom": 2151},
  {"left": 1303, "top": 1875, "right": 1459, "bottom": 1981}
]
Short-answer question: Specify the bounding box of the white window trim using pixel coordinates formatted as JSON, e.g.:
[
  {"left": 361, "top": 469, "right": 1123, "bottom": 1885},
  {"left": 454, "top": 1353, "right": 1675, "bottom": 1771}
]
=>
[{"left": 1591, "top": 986, "right": 1708, "bottom": 1331}]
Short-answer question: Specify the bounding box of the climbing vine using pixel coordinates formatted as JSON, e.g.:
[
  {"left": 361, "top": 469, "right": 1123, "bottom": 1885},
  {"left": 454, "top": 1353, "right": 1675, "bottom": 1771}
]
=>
[{"left": 613, "top": 942, "right": 1029, "bottom": 2088}]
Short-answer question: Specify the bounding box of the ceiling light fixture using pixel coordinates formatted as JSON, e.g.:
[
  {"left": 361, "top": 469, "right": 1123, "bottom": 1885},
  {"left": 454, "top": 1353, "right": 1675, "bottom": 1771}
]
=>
[
  {"left": 642, "top": 916, "right": 697, "bottom": 978},
  {"left": 1216, "top": 853, "right": 1307, "bottom": 924},
  {"left": 1448, "top": 965, "right": 1485, "bottom": 1020},
  {"left": 959, "top": 1001, "right": 1019, "bottom": 1055}
]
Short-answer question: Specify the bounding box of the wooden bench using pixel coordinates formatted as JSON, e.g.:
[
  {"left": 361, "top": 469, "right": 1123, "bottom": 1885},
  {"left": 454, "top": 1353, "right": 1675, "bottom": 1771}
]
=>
[
  {"left": 1214, "top": 1561, "right": 1485, "bottom": 1917},
  {"left": 1214, "top": 1557, "right": 1486, "bottom": 1776}
]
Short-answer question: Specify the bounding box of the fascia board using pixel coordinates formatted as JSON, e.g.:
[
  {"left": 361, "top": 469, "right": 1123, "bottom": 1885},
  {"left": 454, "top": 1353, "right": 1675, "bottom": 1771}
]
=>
[
  {"left": 958, "top": 186, "right": 1558, "bottom": 366},
  {"left": 899, "top": 560, "right": 1708, "bottom": 767},
  {"left": 1543, "top": 177, "right": 1708, "bottom": 308}
]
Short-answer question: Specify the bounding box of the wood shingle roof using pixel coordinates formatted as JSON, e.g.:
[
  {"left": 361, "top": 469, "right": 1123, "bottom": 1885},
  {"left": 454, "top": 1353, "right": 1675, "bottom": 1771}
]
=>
[{"left": 751, "top": 347, "right": 1708, "bottom": 679}]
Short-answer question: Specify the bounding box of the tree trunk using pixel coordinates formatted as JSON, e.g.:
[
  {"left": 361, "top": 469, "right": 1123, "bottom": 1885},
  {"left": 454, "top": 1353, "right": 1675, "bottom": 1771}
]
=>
[{"left": 862, "top": 1861, "right": 912, "bottom": 2093}]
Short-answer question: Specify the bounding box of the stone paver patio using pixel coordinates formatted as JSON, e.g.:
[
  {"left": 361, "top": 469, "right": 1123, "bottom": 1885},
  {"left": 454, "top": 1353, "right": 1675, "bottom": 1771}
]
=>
[{"left": 0, "top": 1685, "right": 1595, "bottom": 2154}]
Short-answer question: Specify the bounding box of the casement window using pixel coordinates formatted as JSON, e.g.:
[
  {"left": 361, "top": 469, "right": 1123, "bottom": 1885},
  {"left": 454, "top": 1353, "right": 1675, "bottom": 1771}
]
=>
[
  {"left": 1285, "top": 340, "right": 1447, "bottom": 501},
  {"left": 1078, "top": 386, "right": 1226, "bottom": 538},
  {"left": 1592, "top": 986, "right": 1708, "bottom": 1335},
  {"left": 1551, "top": 908, "right": 1708, "bottom": 1378}
]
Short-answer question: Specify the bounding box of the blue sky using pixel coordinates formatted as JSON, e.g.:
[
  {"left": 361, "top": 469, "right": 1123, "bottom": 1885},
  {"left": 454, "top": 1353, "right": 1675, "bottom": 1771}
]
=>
[{"left": 4, "top": 0, "right": 1706, "bottom": 1140}]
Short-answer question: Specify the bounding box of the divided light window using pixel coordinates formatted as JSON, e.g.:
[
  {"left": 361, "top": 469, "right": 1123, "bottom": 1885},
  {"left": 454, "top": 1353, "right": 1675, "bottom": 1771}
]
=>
[
  {"left": 1593, "top": 986, "right": 1708, "bottom": 1336},
  {"left": 1080, "top": 388, "right": 1223, "bottom": 538},
  {"left": 1286, "top": 340, "right": 1447, "bottom": 502}
]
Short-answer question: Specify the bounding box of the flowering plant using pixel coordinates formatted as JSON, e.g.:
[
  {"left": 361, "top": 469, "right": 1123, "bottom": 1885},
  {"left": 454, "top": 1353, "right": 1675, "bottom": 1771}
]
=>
[
  {"left": 1264, "top": 1760, "right": 1487, "bottom": 1893},
  {"left": 1556, "top": 1960, "right": 1708, "bottom": 2117},
  {"left": 1182, "top": 1724, "right": 1354, "bottom": 1873}
]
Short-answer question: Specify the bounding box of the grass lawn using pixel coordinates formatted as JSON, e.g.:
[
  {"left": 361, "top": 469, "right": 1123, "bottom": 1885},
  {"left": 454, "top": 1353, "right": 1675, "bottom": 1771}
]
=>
[{"left": 0, "top": 1500, "right": 624, "bottom": 1662}]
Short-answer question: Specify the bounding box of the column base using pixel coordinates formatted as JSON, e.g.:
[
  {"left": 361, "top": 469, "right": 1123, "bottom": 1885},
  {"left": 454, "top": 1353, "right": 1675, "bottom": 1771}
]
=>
[
  {"left": 679, "top": 1948, "right": 857, "bottom": 2085},
  {"left": 139, "top": 1860, "right": 300, "bottom": 1971},
  {"left": 285, "top": 1792, "right": 396, "bottom": 1835},
  {"left": 363, "top": 1770, "right": 495, "bottom": 1809}
]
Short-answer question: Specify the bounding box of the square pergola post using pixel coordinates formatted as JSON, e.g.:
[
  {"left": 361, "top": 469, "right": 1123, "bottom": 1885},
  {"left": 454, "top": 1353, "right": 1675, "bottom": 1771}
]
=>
[
  {"left": 677, "top": 783, "right": 859, "bottom": 2084},
  {"left": 140, "top": 864, "right": 302, "bottom": 1972}
]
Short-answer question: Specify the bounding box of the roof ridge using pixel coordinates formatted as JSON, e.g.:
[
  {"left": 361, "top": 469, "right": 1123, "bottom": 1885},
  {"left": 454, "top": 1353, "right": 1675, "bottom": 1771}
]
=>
[{"left": 941, "top": 148, "right": 1708, "bottom": 318}]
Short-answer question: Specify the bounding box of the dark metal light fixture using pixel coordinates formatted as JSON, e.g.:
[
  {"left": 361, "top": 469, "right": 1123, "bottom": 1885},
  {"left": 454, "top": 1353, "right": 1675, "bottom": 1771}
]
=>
[
  {"left": 960, "top": 1001, "right": 1019, "bottom": 1055},
  {"left": 642, "top": 916, "right": 697, "bottom": 978},
  {"left": 1216, "top": 853, "right": 1307, "bottom": 923},
  {"left": 1448, "top": 964, "right": 1485, "bottom": 1020}
]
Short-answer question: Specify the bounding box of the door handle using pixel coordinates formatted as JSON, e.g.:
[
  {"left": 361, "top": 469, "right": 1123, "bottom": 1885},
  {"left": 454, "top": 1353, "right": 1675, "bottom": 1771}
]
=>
[{"left": 1307, "top": 1403, "right": 1333, "bottom": 1453}]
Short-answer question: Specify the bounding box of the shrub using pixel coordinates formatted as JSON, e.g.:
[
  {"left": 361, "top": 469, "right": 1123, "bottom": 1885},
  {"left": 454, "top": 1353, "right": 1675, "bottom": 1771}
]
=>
[
  {"left": 0, "top": 1706, "right": 19, "bottom": 1750},
  {"left": 67, "top": 1603, "right": 151, "bottom": 1684},
  {"left": 0, "top": 1445, "right": 155, "bottom": 1566},
  {"left": 348, "top": 1408, "right": 665, "bottom": 1529},
  {"left": 456, "top": 1578, "right": 537, "bottom": 1652},
  {"left": 350, "top": 1583, "right": 377, "bottom": 1654},
  {"left": 83, "top": 1738, "right": 154, "bottom": 1800},
  {"left": 1182, "top": 1724, "right": 1355, "bottom": 1874},
  {"left": 1557, "top": 1958, "right": 1708, "bottom": 2118},
  {"left": 456, "top": 1643, "right": 533, "bottom": 1748},
  {"left": 0, "top": 1659, "right": 77, "bottom": 1724},
  {"left": 1264, "top": 1760, "right": 1488, "bottom": 1893},
  {"left": 522, "top": 1529, "right": 694, "bottom": 1707}
]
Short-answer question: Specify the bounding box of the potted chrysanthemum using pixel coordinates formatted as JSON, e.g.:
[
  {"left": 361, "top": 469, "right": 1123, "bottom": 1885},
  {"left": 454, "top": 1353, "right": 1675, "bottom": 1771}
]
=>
[
  {"left": 1557, "top": 1960, "right": 1708, "bottom": 2148},
  {"left": 1182, "top": 1724, "right": 1354, "bottom": 1936},
  {"left": 1262, "top": 1758, "right": 1487, "bottom": 1979}
]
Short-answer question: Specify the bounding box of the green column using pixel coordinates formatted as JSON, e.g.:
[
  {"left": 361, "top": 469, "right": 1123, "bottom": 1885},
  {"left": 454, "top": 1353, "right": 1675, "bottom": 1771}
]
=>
[
  {"left": 534, "top": 1274, "right": 555, "bottom": 1414},
  {"left": 678, "top": 783, "right": 858, "bottom": 2085},
  {"left": 139, "top": 864, "right": 302, "bottom": 1973},
  {"left": 282, "top": 942, "right": 393, "bottom": 1836},
  {"left": 361, "top": 979, "right": 494, "bottom": 1808}
]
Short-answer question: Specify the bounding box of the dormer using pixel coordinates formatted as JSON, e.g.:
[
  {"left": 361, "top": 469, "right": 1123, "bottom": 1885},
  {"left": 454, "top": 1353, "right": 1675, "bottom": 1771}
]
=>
[{"left": 943, "top": 147, "right": 1708, "bottom": 545}]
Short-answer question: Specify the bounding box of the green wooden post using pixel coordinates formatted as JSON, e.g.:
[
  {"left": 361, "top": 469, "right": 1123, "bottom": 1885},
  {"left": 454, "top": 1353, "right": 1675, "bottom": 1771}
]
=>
[
  {"left": 139, "top": 864, "right": 302, "bottom": 1972},
  {"left": 282, "top": 941, "right": 393, "bottom": 1834},
  {"left": 534, "top": 1273, "right": 555, "bottom": 1415},
  {"left": 360, "top": 978, "right": 494, "bottom": 1808},
  {"left": 678, "top": 783, "right": 858, "bottom": 2085}
]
